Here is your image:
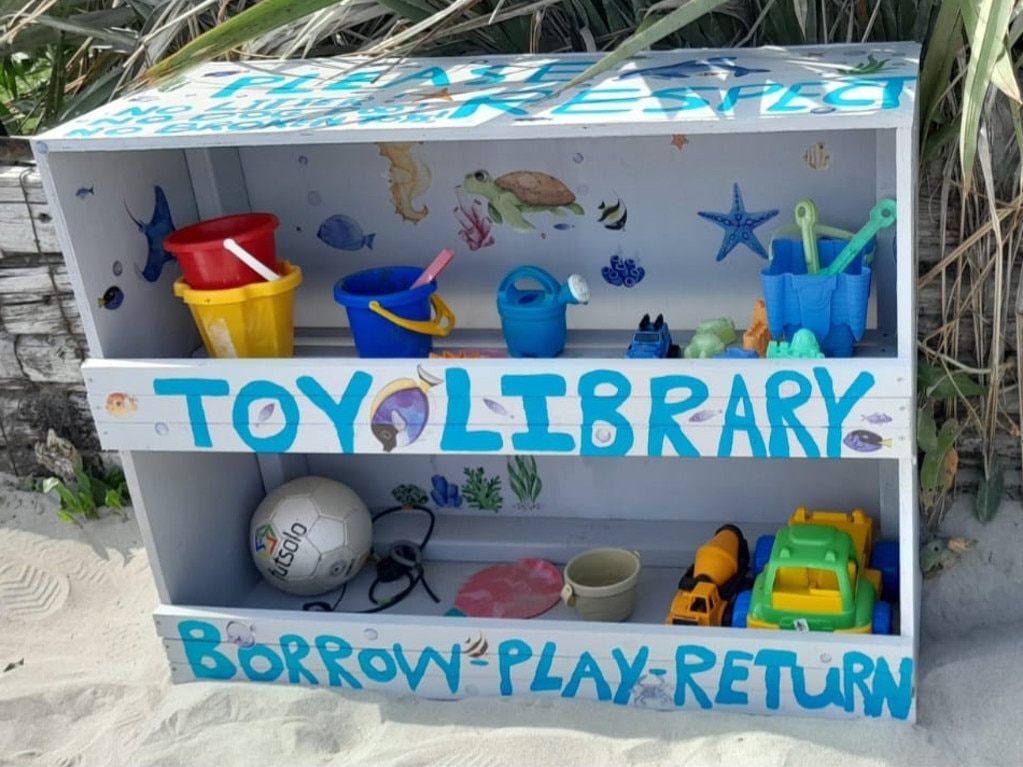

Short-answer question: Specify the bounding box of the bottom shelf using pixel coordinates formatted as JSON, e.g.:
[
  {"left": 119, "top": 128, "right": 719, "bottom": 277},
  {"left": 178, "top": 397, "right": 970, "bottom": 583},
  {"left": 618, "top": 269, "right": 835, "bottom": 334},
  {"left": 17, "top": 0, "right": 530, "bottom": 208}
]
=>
[
  {"left": 152, "top": 513, "right": 914, "bottom": 721},
  {"left": 155, "top": 593, "right": 916, "bottom": 721}
]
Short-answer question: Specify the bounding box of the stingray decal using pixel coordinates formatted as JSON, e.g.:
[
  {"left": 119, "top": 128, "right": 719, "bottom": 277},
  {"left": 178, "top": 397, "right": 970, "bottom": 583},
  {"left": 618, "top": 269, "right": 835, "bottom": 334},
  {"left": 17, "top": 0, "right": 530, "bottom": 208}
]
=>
[
  {"left": 369, "top": 365, "right": 443, "bottom": 452},
  {"left": 378, "top": 142, "right": 432, "bottom": 224},
  {"left": 619, "top": 56, "right": 770, "bottom": 80},
  {"left": 125, "top": 186, "right": 177, "bottom": 282}
]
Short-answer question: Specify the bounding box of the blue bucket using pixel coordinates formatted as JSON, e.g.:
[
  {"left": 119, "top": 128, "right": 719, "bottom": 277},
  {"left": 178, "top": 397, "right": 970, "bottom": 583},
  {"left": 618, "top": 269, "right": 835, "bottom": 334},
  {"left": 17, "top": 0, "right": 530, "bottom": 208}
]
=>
[
  {"left": 761, "top": 238, "right": 874, "bottom": 357},
  {"left": 333, "top": 266, "right": 455, "bottom": 358}
]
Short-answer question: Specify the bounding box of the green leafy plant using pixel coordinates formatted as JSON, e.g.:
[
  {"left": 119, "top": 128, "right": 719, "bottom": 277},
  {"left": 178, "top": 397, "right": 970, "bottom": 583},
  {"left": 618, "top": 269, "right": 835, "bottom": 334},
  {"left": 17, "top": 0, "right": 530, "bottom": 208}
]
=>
[
  {"left": 462, "top": 466, "right": 502, "bottom": 512},
  {"left": 917, "top": 363, "right": 990, "bottom": 528},
  {"left": 39, "top": 465, "right": 130, "bottom": 525},
  {"left": 391, "top": 483, "right": 429, "bottom": 507},
  {"left": 507, "top": 455, "right": 542, "bottom": 509}
]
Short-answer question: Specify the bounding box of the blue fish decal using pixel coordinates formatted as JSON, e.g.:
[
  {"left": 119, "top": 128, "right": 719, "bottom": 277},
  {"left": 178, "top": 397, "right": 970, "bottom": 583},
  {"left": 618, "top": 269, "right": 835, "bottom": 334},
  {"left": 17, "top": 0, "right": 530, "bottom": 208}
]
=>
[
  {"left": 97, "top": 286, "right": 123, "bottom": 310},
  {"left": 370, "top": 365, "right": 443, "bottom": 452},
  {"left": 76, "top": 186, "right": 94, "bottom": 199},
  {"left": 843, "top": 430, "right": 892, "bottom": 453},
  {"left": 483, "top": 398, "right": 513, "bottom": 418},
  {"left": 861, "top": 412, "right": 893, "bottom": 425},
  {"left": 619, "top": 56, "right": 770, "bottom": 80},
  {"left": 688, "top": 409, "right": 721, "bottom": 423},
  {"left": 317, "top": 214, "right": 376, "bottom": 251},
  {"left": 125, "top": 186, "right": 176, "bottom": 282}
]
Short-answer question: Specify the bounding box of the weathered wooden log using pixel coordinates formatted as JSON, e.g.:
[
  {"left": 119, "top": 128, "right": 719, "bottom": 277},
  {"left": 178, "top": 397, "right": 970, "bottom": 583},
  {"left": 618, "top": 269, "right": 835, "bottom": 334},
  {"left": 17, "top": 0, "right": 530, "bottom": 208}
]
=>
[{"left": 0, "top": 165, "right": 61, "bottom": 254}]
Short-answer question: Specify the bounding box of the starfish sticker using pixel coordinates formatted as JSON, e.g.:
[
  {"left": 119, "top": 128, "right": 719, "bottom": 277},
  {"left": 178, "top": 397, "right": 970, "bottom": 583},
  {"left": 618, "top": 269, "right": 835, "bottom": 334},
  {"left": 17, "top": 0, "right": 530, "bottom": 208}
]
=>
[
  {"left": 697, "top": 183, "right": 778, "bottom": 261},
  {"left": 417, "top": 88, "right": 453, "bottom": 101},
  {"left": 670, "top": 134, "right": 689, "bottom": 151},
  {"left": 125, "top": 186, "right": 177, "bottom": 282}
]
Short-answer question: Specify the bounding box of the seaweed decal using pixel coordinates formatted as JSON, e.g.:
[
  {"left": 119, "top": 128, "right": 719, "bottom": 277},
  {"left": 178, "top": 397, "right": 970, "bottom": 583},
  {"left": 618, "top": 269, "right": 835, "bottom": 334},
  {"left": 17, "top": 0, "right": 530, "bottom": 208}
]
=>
[
  {"left": 507, "top": 455, "right": 542, "bottom": 510},
  {"left": 392, "top": 484, "right": 429, "bottom": 507},
  {"left": 462, "top": 466, "right": 502, "bottom": 512}
]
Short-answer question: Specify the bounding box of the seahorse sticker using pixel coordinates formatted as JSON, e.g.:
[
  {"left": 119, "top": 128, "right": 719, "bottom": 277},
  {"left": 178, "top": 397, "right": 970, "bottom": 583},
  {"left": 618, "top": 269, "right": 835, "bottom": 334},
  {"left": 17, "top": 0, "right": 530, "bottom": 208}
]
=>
[{"left": 378, "top": 142, "right": 432, "bottom": 224}]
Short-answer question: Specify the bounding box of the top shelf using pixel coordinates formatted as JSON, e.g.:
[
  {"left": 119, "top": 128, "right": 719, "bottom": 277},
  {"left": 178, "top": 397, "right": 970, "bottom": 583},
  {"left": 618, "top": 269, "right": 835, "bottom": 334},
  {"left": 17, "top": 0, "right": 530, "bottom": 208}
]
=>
[{"left": 34, "top": 42, "right": 920, "bottom": 152}]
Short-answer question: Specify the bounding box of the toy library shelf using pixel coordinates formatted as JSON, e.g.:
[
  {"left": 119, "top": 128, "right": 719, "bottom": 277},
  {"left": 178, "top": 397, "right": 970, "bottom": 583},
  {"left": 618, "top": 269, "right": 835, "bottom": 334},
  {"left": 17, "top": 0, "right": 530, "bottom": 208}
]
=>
[{"left": 35, "top": 41, "right": 921, "bottom": 720}]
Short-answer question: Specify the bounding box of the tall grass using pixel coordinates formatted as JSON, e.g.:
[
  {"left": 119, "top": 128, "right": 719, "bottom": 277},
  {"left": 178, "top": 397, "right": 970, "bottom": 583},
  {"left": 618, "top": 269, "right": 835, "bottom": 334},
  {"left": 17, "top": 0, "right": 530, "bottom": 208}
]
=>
[{"left": 2, "top": 0, "right": 1023, "bottom": 524}]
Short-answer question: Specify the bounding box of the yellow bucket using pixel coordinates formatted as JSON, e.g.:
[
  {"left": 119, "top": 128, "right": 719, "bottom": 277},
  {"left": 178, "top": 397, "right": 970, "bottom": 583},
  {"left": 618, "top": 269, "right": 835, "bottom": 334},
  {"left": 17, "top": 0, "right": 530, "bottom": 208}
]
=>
[{"left": 174, "top": 260, "right": 302, "bottom": 358}]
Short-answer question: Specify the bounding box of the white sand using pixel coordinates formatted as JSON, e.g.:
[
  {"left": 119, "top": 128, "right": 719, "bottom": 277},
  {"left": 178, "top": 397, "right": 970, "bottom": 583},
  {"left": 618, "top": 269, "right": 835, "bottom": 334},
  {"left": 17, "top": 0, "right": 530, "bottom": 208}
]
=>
[{"left": 0, "top": 473, "right": 1021, "bottom": 767}]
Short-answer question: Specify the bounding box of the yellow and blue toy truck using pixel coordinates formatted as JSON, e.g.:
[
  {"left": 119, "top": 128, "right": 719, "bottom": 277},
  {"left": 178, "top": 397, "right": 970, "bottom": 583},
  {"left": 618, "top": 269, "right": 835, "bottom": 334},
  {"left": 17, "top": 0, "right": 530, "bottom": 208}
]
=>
[{"left": 731, "top": 508, "right": 899, "bottom": 634}]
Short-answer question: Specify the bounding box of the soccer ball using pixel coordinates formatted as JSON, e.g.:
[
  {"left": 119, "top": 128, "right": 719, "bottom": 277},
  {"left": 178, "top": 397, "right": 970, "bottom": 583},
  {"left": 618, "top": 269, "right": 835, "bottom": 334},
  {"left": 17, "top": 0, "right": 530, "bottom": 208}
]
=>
[{"left": 250, "top": 476, "right": 373, "bottom": 596}]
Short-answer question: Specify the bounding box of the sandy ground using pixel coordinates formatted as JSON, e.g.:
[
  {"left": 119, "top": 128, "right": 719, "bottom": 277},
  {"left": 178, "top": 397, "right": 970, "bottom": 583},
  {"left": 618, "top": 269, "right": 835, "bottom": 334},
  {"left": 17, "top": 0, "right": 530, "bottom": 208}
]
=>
[{"left": 0, "top": 473, "right": 1021, "bottom": 767}]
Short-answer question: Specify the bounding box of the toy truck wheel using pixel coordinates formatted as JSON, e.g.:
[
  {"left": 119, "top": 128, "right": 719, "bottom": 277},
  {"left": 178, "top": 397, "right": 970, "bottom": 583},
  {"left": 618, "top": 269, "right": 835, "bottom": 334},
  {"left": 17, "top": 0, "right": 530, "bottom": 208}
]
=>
[
  {"left": 753, "top": 535, "right": 775, "bottom": 575},
  {"left": 871, "top": 601, "right": 892, "bottom": 635},
  {"left": 872, "top": 540, "right": 900, "bottom": 598},
  {"left": 730, "top": 590, "right": 752, "bottom": 628}
]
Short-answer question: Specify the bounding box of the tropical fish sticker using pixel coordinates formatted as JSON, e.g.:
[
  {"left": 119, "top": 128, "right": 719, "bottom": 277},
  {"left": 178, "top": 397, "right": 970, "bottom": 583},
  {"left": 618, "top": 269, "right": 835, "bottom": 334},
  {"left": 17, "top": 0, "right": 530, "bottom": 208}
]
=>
[
  {"left": 125, "top": 185, "right": 177, "bottom": 282},
  {"left": 619, "top": 56, "right": 770, "bottom": 81},
  {"left": 804, "top": 142, "right": 831, "bottom": 170},
  {"left": 369, "top": 365, "right": 443, "bottom": 452},
  {"left": 105, "top": 392, "right": 138, "bottom": 417},
  {"left": 75, "top": 186, "right": 94, "bottom": 199},
  {"left": 378, "top": 142, "right": 432, "bottom": 224},
  {"left": 97, "top": 286, "right": 123, "bottom": 310},
  {"left": 464, "top": 633, "right": 489, "bottom": 659},
  {"left": 317, "top": 214, "right": 375, "bottom": 251},
  {"left": 843, "top": 429, "right": 892, "bottom": 453},
  {"left": 597, "top": 197, "right": 627, "bottom": 231}
]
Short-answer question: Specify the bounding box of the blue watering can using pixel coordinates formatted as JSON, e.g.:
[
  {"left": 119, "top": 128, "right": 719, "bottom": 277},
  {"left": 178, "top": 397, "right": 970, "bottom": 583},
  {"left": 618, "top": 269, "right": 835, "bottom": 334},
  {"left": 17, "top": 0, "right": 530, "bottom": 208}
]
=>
[{"left": 497, "top": 266, "right": 590, "bottom": 357}]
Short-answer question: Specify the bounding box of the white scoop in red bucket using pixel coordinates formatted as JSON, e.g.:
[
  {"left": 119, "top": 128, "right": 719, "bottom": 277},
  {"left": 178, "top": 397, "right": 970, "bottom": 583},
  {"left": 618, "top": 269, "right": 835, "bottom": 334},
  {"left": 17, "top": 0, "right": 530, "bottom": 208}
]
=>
[{"left": 224, "top": 238, "right": 280, "bottom": 282}]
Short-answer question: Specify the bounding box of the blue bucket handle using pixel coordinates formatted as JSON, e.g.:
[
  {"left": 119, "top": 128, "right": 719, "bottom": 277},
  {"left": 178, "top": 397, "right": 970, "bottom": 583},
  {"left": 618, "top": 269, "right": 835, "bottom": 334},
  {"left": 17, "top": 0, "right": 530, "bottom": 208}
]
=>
[{"left": 498, "top": 266, "right": 561, "bottom": 303}]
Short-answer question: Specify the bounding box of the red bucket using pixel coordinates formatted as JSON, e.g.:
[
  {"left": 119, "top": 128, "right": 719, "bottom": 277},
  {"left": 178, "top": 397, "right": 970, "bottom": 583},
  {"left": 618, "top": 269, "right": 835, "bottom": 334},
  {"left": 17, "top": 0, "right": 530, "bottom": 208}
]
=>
[{"left": 164, "top": 213, "right": 279, "bottom": 290}]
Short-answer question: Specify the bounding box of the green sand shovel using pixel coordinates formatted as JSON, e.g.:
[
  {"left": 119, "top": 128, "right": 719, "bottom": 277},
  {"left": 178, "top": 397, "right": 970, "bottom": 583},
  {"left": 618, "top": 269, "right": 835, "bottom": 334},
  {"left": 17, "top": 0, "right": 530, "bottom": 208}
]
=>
[{"left": 818, "top": 198, "right": 897, "bottom": 277}]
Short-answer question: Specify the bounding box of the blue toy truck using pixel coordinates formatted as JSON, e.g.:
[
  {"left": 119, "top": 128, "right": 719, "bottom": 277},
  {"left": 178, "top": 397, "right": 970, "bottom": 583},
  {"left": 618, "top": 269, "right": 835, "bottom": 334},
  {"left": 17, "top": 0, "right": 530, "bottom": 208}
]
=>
[{"left": 626, "top": 313, "right": 682, "bottom": 358}]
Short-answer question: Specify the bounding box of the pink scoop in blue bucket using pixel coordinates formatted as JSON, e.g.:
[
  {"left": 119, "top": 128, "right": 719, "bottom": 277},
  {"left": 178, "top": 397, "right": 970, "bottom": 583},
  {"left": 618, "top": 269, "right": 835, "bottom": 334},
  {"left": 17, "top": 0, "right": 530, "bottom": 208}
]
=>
[{"left": 334, "top": 266, "right": 455, "bottom": 358}]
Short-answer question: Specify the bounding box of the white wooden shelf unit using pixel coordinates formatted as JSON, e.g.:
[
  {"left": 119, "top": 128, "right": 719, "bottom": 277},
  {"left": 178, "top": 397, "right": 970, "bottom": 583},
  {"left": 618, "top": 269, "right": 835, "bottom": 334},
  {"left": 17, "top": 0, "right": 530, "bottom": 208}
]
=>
[{"left": 33, "top": 41, "right": 920, "bottom": 721}]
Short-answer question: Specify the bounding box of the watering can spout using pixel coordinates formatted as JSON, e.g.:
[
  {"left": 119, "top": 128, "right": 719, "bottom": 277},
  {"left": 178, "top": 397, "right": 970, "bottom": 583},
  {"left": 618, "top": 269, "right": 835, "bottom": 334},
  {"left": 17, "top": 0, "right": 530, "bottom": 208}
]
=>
[{"left": 558, "top": 274, "right": 590, "bottom": 306}]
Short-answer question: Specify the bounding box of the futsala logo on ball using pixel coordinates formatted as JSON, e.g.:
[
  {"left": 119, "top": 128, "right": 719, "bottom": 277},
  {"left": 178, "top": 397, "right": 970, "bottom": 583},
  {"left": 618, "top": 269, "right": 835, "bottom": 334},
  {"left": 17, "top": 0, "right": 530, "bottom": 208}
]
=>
[{"left": 249, "top": 476, "right": 373, "bottom": 597}]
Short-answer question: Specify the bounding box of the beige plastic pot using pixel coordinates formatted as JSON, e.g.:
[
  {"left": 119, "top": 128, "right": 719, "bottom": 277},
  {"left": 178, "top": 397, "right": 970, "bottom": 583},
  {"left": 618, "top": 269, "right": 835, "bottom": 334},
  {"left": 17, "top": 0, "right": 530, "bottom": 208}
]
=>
[{"left": 560, "top": 548, "right": 641, "bottom": 622}]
